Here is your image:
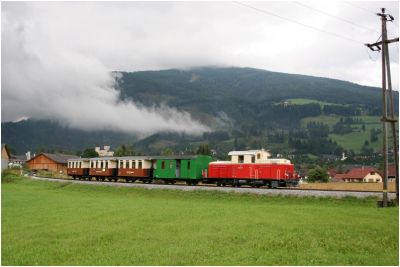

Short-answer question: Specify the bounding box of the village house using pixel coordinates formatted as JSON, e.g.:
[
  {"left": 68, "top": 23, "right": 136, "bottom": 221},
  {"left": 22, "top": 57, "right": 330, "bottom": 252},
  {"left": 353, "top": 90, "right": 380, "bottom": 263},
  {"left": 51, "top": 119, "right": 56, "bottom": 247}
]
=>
[
  {"left": 333, "top": 166, "right": 382, "bottom": 183},
  {"left": 1, "top": 144, "right": 11, "bottom": 171},
  {"left": 26, "top": 153, "right": 79, "bottom": 174},
  {"left": 387, "top": 164, "right": 397, "bottom": 182},
  {"left": 95, "top": 146, "right": 114, "bottom": 157}
]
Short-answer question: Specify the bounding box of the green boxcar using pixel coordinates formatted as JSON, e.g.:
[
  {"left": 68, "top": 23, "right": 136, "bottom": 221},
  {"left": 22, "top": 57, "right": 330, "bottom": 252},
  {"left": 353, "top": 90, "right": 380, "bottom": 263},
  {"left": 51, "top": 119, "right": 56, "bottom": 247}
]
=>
[{"left": 153, "top": 155, "right": 212, "bottom": 180}]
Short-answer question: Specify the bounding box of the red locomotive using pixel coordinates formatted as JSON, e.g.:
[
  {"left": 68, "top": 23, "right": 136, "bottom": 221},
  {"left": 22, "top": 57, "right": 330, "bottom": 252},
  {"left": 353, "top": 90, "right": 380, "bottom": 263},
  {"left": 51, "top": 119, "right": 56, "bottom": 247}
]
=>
[{"left": 204, "top": 149, "right": 298, "bottom": 188}]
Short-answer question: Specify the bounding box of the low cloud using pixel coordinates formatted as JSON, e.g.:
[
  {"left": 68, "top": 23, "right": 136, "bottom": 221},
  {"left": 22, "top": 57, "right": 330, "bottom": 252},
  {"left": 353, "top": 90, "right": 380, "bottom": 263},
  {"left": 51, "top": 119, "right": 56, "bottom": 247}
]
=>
[{"left": 1, "top": 3, "right": 209, "bottom": 135}]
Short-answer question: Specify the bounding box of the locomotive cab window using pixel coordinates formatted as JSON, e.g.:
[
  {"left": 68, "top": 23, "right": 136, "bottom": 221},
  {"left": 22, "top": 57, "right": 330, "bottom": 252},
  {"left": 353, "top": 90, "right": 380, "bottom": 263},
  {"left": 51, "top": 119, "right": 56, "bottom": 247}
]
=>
[{"left": 238, "top": 155, "right": 244, "bottom": 163}]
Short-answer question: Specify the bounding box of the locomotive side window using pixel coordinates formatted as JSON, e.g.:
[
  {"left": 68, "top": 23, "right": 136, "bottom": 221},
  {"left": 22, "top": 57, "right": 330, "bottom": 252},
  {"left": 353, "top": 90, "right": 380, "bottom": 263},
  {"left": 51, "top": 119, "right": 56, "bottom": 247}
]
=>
[
  {"left": 257, "top": 153, "right": 261, "bottom": 159},
  {"left": 251, "top": 156, "right": 255, "bottom": 163},
  {"left": 238, "top": 155, "right": 244, "bottom": 163}
]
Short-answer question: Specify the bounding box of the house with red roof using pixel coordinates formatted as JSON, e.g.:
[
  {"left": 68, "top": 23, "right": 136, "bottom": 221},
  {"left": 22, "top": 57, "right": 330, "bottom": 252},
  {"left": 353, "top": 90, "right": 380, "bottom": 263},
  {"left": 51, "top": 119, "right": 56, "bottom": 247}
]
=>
[
  {"left": 387, "top": 164, "right": 397, "bottom": 182},
  {"left": 333, "top": 166, "right": 382, "bottom": 183}
]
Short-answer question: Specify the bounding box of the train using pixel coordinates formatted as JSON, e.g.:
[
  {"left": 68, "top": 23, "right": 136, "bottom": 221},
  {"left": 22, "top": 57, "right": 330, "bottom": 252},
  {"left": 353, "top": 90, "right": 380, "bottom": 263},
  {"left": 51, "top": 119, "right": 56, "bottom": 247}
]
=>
[{"left": 67, "top": 149, "right": 299, "bottom": 188}]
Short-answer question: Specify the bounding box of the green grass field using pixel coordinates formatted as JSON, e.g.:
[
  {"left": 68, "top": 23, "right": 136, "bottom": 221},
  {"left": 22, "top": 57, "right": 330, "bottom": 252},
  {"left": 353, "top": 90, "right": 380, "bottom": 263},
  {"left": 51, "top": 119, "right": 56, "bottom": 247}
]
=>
[
  {"left": 2, "top": 173, "right": 399, "bottom": 266},
  {"left": 285, "top": 98, "right": 345, "bottom": 107},
  {"left": 301, "top": 115, "right": 383, "bottom": 152}
]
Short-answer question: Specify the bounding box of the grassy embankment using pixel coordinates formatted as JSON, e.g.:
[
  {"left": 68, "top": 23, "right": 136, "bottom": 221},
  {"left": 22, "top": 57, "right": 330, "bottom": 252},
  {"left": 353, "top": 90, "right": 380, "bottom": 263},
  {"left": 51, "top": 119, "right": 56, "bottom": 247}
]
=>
[{"left": 2, "top": 170, "right": 398, "bottom": 266}]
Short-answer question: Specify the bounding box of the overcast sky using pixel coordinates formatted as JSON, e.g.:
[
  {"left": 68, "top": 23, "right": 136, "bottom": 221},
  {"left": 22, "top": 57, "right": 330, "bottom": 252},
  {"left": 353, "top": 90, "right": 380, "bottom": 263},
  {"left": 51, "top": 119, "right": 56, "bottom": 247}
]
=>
[{"left": 2, "top": 1, "right": 399, "bottom": 135}]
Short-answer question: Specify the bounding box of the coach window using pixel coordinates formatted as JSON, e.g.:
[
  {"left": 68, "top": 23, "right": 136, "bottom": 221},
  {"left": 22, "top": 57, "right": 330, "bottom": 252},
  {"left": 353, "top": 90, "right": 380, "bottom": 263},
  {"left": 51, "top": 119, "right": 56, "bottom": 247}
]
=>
[
  {"left": 257, "top": 153, "right": 261, "bottom": 159},
  {"left": 105, "top": 161, "right": 108, "bottom": 169},
  {"left": 188, "top": 161, "right": 191, "bottom": 171},
  {"left": 169, "top": 161, "right": 173, "bottom": 169},
  {"left": 100, "top": 161, "right": 104, "bottom": 168},
  {"left": 161, "top": 161, "right": 165, "bottom": 169},
  {"left": 132, "top": 161, "right": 136, "bottom": 169},
  {"left": 239, "top": 155, "right": 244, "bottom": 163},
  {"left": 138, "top": 161, "right": 142, "bottom": 169},
  {"left": 119, "top": 161, "right": 123, "bottom": 168},
  {"left": 251, "top": 156, "right": 255, "bottom": 163}
]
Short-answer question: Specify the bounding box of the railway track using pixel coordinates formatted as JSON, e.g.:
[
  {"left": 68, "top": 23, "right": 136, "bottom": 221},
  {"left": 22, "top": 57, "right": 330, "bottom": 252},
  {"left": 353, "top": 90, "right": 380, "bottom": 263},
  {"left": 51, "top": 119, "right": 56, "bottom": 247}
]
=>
[{"left": 29, "top": 175, "right": 395, "bottom": 199}]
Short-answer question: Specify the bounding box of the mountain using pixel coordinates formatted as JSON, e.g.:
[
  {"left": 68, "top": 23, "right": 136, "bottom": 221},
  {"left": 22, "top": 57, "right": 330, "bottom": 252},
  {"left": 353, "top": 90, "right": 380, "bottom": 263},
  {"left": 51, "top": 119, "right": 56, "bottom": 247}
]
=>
[
  {"left": 2, "top": 119, "right": 138, "bottom": 155},
  {"left": 2, "top": 67, "right": 397, "bottom": 158}
]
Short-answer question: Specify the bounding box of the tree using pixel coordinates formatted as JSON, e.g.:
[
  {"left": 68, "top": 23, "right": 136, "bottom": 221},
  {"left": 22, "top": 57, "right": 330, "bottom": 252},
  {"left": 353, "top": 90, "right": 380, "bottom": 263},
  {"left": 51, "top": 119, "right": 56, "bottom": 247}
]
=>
[
  {"left": 197, "top": 143, "right": 211, "bottom": 155},
  {"left": 81, "top": 148, "right": 99, "bottom": 158},
  {"left": 161, "top": 148, "right": 174, "bottom": 156},
  {"left": 114, "top": 144, "right": 135, "bottom": 156},
  {"left": 307, "top": 166, "right": 329, "bottom": 183}
]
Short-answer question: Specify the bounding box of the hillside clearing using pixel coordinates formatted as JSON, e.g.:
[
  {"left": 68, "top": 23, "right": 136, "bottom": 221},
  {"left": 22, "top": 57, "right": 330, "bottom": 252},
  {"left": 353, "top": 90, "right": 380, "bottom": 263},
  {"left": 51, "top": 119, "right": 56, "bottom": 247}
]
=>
[{"left": 2, "top": 174, "right": 398, "bottom": 266}]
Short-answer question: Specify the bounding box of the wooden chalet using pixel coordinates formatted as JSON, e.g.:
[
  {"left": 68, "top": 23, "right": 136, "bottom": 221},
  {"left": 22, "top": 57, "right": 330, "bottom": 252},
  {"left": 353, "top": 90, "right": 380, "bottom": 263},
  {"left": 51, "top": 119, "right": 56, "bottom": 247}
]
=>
[
  {"left": 1, "top": 144, "right": 11, "bottom": 170},
  {"left": 26, "top": 153, "right": 79, "bottom": 174}
]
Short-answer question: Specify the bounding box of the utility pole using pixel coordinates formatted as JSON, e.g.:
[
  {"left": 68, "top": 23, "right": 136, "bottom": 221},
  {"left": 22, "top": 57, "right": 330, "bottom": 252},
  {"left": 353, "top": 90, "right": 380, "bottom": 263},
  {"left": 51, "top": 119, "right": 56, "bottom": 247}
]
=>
[{"left": 365, "top": 8, "right": 399, "bottom": 207}]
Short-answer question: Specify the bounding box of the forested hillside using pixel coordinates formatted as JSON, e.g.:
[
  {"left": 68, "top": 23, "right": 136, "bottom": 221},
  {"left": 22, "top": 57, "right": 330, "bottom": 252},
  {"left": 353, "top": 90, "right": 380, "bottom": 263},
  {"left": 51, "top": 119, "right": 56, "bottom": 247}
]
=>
[{"left": 2, "top": 67, "right": 397, "bottom": 161}]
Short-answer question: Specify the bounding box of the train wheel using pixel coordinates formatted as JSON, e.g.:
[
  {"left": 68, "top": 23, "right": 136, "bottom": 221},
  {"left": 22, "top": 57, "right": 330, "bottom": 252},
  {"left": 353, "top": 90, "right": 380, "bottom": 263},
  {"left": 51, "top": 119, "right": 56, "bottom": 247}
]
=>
[
  {"left": 217, "top": 182, "right": 221, "bottom": 187},
  {"left": 186, "top": 181, "right": 192, "bottom": 186},
  {"left": 222, "top": 183, "right": 226, "bottom": 187}
]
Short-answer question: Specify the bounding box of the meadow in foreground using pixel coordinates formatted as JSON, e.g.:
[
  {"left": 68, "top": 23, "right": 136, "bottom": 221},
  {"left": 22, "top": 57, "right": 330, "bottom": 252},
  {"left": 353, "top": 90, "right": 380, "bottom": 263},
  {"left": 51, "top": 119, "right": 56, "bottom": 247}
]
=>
[{"left": 1, "top": 172, "right": 398, "bottom": 265}]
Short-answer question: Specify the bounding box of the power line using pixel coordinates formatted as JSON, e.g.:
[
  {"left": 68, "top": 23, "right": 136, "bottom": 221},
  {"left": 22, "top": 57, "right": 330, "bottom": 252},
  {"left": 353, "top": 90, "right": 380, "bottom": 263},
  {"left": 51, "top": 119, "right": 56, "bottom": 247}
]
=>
[
  {"left": 232, "top": 1, "right": 364, "bottom": 45},
  {"left": 344, "top": 2, "right": 377, "bottom": 15},
  {"left": 293, "top": 1, "right": 379, "bottom": 34}
]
